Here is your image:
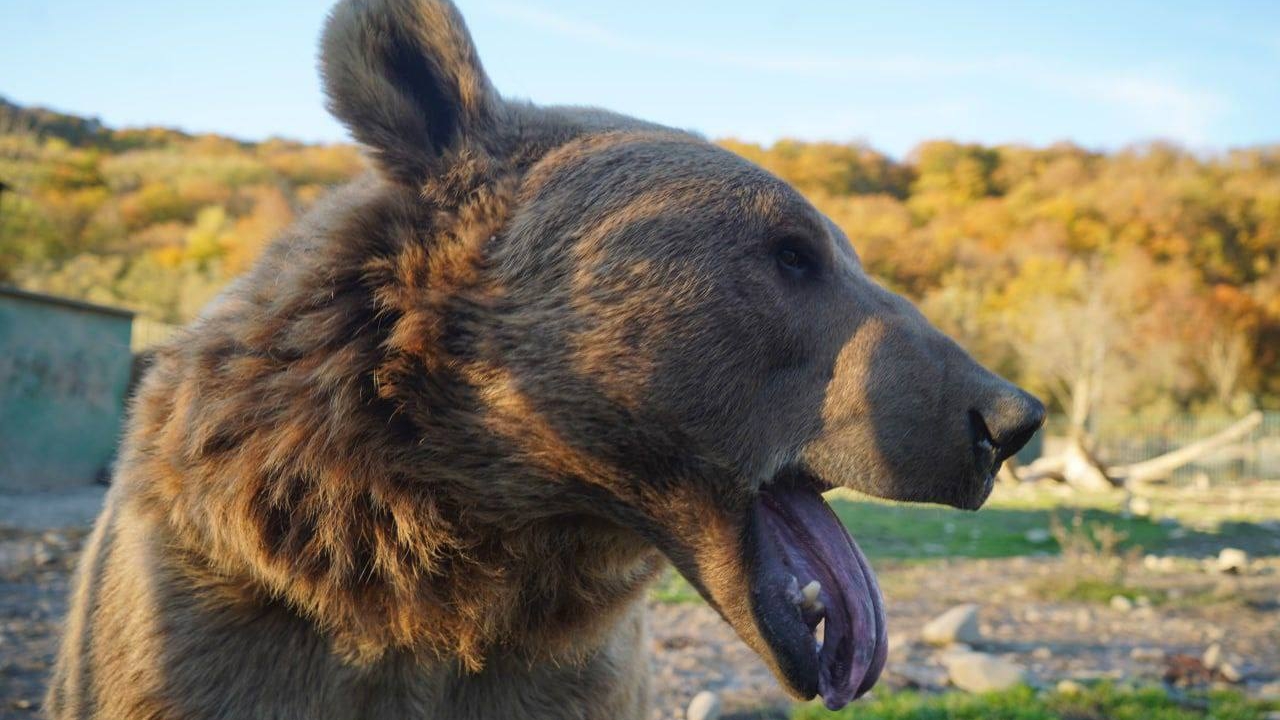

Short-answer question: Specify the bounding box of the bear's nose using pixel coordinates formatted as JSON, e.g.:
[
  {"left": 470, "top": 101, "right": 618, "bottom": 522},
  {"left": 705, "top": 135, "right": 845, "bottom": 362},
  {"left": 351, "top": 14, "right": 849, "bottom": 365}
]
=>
[{"left": 971, "top": 389, "right": 1046, "bottom": 463}]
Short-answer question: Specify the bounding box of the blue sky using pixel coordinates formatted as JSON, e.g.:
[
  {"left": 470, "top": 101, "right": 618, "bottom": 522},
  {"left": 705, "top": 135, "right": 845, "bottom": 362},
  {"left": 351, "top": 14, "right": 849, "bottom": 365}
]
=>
[{"left": 2, "top": 1, "right": 1278, "bottom": 157}]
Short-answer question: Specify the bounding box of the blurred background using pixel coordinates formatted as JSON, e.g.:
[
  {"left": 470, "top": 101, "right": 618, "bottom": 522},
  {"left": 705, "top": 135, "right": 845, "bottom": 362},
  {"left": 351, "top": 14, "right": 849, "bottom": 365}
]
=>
[{"left": 0, "top": 2, "right": 1278, "bottom": 719}]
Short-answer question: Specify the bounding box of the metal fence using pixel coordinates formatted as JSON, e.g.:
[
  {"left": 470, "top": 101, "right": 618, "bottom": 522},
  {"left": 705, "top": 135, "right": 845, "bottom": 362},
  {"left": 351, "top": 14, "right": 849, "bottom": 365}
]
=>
[{"left": 1045, "top": 412, "right": 1280, "bottom": 485}]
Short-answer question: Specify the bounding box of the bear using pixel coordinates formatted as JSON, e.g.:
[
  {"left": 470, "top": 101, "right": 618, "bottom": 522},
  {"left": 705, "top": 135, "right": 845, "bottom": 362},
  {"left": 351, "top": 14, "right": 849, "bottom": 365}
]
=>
[{"left": 46, "top": 0, "right": 1045, "bottom": 717}]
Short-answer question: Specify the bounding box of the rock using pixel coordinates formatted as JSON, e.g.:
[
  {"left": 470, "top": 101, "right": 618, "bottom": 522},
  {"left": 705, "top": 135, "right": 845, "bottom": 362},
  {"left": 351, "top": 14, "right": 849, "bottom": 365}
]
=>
[
  {"left": 922, "top": 604, "right": 982, "bottom": 646},
  {"left": 938, "top": 643, "right": 973, "bottom": 659},
  {"left": 686, "top": 691, "right": 720, "bottom": 720},
  {"left": 1127, "top": 496, "right": 1152, "bottom": 517},
  {"left": 1074, "top": 608, "right": 1092, "bottom": 630},
  {"left": 1056, "top": 679, "right": 1086, "bottom": 695},
  {"left": 941, "top": 651, "right": 1026, "bottom": 693},
  {"left": 1109, "top": 595, "right": 1133, "bottom": 612},
  {"left": 1219, "top": 663, "right": 1244, "bottom": 683},
  {"left": 893, "top": 663, "right": 948, "bottom": 690},
  {"left": 1256, "top": 681, "right": 1280, "bottom": 700},
  {"left": 887, "top": 634, "right": 912, "bottom": 657},
  {"left": 1217, "top": 548, "right": 1249, "bottom": 574},
  {"left": 32, "top": 543, "right": 56, "bottom": 567},
  {"left": 1024, "top": 528, "right": 1051, "bottom": 544},
  {"left": 1031, "top": 646, "right": 1053, "bottom": 660},
  {"left": 1264, "top": 712, "right": 1280, "bottom": 720},
  {"left": 1203, "top": 643, "right": 1223, "bottom": 670}
]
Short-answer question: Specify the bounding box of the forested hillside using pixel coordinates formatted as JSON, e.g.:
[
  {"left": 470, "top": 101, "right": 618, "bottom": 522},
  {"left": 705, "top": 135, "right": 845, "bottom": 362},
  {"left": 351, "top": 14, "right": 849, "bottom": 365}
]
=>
[{"left": 2, "top": 98, "right": 1277, "bottom": 428}]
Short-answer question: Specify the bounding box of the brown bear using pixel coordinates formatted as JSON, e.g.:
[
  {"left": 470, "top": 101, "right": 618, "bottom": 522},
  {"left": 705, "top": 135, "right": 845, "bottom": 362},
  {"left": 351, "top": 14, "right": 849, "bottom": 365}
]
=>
[{"left": 46, "top": 0, "right": 1044, "bottom": 717}]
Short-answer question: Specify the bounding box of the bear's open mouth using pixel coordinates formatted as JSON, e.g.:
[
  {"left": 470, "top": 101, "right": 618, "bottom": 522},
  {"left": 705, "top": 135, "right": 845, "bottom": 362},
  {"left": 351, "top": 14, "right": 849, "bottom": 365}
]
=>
[{"left": 748, "top": 471, "right": 886, "bottom": 710}]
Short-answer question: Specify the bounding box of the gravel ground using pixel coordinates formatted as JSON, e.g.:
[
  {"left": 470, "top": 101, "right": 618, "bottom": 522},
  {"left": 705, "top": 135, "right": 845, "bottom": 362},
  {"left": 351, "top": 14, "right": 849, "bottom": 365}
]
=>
[
  {"left": 2, "top": 509, "right": 1277, "bottom": 720},
  {"left": 647, "top": 556, "right": 1280, "bottom": 718}
]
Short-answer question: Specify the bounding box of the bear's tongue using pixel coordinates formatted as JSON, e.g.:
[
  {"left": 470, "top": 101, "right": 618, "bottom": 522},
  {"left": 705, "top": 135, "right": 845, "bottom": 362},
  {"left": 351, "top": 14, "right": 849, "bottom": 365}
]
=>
[{"left": 752, "top": 482, "right": 887, "bottom": 709}]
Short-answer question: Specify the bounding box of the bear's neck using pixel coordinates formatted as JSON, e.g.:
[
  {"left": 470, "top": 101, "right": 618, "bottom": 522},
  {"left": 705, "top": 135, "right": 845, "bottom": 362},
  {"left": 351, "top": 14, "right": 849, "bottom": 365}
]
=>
[
  {"left": 129, "top": 329, "right": 663, "bottom": 669},
  {"left": 121, "top": 176, "right": 664, "bottom": 670}
]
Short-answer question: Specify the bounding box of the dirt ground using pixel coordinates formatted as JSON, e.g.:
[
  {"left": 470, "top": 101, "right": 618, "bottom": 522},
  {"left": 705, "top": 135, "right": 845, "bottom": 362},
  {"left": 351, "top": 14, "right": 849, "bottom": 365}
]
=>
[{"left": 2, "top": 492, "right": 1277, "bottom": 720}]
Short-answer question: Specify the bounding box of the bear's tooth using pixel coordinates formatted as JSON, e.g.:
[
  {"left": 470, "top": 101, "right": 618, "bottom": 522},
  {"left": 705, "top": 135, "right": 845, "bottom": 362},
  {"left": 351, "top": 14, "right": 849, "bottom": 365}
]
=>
[{"left": 801, "top": 580, "right": 821, "bottom": 604}]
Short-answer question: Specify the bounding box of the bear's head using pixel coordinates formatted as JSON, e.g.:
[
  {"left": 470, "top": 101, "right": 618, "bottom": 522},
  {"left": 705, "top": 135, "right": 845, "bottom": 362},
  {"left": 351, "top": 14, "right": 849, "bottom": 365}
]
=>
[{"left": 319, "top": 0, "right": 1044, "bottom": 709}]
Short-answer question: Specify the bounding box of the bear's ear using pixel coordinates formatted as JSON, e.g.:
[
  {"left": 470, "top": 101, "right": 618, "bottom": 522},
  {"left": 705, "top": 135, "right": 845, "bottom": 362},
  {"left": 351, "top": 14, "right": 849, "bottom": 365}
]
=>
[{"left": 320, "top": 0, "right": 498, "bottom": 184}]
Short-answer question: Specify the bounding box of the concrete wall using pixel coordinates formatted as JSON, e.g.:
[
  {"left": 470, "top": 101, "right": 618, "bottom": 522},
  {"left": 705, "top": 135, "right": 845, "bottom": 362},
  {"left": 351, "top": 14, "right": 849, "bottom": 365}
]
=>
[{"left": 0, "top": 288, "right": 133, "bottom": 491}]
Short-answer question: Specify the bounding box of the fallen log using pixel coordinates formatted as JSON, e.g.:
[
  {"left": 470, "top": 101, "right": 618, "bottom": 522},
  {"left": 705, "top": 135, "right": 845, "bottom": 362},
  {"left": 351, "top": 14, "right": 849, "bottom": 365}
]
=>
[
  {"left": 1006, "top": 411, "right": 1263, "bottom": 490},
  {"left": 1111, "top": 411, "right": 1262, "bottom": 486}
]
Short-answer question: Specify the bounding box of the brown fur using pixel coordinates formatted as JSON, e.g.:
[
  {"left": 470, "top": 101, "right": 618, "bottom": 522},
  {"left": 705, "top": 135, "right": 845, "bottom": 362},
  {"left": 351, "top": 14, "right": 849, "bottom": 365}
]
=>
[{"left": 48, "top": 1, "right": 1043, "bottom": 717}]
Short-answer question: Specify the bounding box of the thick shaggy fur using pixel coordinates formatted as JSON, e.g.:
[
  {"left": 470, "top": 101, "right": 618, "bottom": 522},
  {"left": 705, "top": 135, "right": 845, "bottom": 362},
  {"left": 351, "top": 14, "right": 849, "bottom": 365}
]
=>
[{"left": 48, "top": 1, "right": 1042, "bottom": 718}]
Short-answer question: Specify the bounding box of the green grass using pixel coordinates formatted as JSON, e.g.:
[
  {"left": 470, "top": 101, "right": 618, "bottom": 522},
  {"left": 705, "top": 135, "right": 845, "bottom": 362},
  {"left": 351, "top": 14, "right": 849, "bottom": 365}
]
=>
[
  {"left": 651, "top": 566, "right": 703, "bottom": 604},
  {"left": 1030, "top": 577, "right": 1167, "bottom": 605},
  {"left": 824, "top": 494, "right": 1171, "bottom": 560},
  {"left": 791, "top": 683, "right": 1278, "bottom": 720}
]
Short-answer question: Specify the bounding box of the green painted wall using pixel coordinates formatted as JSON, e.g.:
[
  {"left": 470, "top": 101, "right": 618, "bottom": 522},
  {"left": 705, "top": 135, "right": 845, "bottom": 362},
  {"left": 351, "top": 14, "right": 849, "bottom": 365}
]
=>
[{"left": 0, "top": 288, "right": 133, "bottom": 491}]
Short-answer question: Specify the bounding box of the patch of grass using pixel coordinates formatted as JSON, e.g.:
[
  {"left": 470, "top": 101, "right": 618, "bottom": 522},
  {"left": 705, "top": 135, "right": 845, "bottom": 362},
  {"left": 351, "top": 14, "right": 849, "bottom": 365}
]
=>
[
  {"left": 791, "top": 683, "right": 1278, "bottom": 720},
  {"left": 650, "top": 566, "right": 701, "bottom": 604},
  {"left": 1031, "top": 577, "right": 1164, "bottom": 604},
  {"left": 825, "top": 495, "right": 1171, "bottom": 560}
]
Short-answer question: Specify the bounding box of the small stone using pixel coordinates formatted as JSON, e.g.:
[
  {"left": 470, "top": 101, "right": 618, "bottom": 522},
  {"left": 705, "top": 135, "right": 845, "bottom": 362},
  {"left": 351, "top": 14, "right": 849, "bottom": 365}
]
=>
[
  {"left": 1203, "top": 643, "right": 1223, "bottom": 670},
  {"left": 1031, "top": 646, "right": 1053, "bottom": 660},
  {"left": 1109, "top": 595, "right": 1133, "bottom": 612},
  {"left": 1217, "top": 548, "right": 1249, "bottom": 574},
  {"left": 686, "top": 691, "right": 720, "bottom": 720},
  {"left": 887, "top": 634, "right": 912, "bottom": 657},
  {"left": 941, "top": 651, "right": 1026, "bottom": 693},
  {"left": 1074, "top": 608, "right": 1091, "bottom": 630},
  {"left": 1255, "top": 681, "right": 1280, "bottom": 700},
  {"left": 1056, "top": 679, "right": 1086, "bottom": 695},
  {"left": 939, "top": 643, "right": 973, "bottom": 659},
  {"left": 1129, "top": 497, "right": 1152, "bottom": 517},
  {"left": 1025, "top": 528, "right": 1051, "bottom": 543},
  {"left": 893, "top": 663, "right": 948, "bottom": 690},
  {"left": 922, "top": 604, "right": 982, "bottom": 646},
  {"left": 32, "top": 543, "right": 55, "bottom": 567},
  {"left": 1219, "top": 663, "right": 1244, "bottom": 683}
]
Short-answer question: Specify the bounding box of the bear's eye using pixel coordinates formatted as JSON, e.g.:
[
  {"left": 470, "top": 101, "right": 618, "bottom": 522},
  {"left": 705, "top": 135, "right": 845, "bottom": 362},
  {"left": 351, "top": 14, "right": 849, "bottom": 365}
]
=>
[{"left": 774, "top": 241, "right": 814, "bottom": 278}]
